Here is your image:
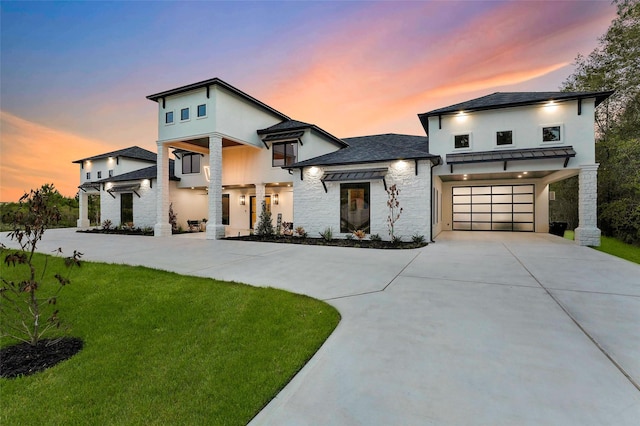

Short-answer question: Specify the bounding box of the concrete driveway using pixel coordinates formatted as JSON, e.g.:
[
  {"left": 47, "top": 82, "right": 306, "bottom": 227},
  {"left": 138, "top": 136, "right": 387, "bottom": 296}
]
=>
[{"left": 2, "top": 229, "right": 639, "bottom": 425}]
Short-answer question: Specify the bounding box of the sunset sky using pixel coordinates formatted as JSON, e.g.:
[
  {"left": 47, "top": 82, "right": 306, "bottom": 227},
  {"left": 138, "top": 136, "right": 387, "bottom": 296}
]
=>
[{"left": 0, "top": 1, "right": 616, "bottom": 202}]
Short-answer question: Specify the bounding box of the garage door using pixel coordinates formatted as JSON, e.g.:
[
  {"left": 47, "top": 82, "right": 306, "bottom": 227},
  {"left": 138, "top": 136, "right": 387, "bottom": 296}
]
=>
[{"left": 452, "top": 185, "right": 534, "bottom": 231}]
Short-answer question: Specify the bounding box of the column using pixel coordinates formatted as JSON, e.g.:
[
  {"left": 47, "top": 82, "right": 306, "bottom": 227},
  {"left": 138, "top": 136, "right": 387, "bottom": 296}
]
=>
[
  {"left": 154, "top": 142, "right": 172, "bottom": 236},
  {"left": 254, "top": 183, "right": 266, "bottom": 229},
  {"left": 77, "top": 191, "right": 90, "bottom": 227},
  {"left": 206, "top": 134, "right": 225, "bottom": 239},
  {"left": 575, "top": 164, "right": 601, "bottom": 246}
]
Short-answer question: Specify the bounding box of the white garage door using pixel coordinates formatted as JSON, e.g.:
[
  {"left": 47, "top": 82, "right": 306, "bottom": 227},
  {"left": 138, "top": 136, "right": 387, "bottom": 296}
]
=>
[{"left": 452, "top": 184, "right": 535, "bottom": 232}]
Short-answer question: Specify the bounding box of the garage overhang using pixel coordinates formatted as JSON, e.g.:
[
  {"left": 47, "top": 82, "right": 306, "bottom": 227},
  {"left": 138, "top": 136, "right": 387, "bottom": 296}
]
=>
[
  {"left": 446, "top": 146, "right": 576, "bottom": 173},
  {"left": 320, "top": 168, "right": 387, "bottom": 193}
]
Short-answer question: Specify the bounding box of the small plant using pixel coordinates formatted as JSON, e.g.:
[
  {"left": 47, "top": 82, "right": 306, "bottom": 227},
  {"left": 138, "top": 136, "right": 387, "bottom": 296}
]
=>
[
  {"left": 353, "top": 229, "right": 366, "bottom": 240},
  {"left": 0, "top": 185, "right": 82, "bottom": 346},
  {"left": 168, "top": 203, "right": 178, "bottom": 232},
  {"left": 370, "top": 233, "right": 382, "bottom": 242},
  {"left": 255, "top": 200, "right": 274, "bottom": 236},
  {"left": 386, "top": 184, "right": 403, "bottom": 240},
  {"left": 295, "top": 226, "right": 307, "bottom": 238},
  {"left": 391, "top": 235, "right": 403, "bottom": 245},
  {"left": 202, "top": 218, "right": 208, "bottom": 223},
  {"left": 319, "top": 227, "right": 333, "bottom": 241},
  {"left": 411, "top": 234, "right": 426, "bottom": 244},
  {"left": 344, "top": 233, "right": 354, "bottom": 241},
  {"left": 102, "top": 219, "right": 112, "bottom": 230}
]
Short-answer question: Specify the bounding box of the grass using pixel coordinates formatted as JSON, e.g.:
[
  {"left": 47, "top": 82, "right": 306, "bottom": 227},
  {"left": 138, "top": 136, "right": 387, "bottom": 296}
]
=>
[
  {"left": 564, "top": 230, "right": 640, "bottom": 264},
  {"left": 0, "top": 253, "right": 340, "bottom": 425}
]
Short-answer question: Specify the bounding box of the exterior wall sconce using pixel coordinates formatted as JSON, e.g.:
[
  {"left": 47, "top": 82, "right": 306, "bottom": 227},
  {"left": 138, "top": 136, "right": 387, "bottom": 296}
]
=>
[
  {"left": 240, "top": 195, "right": 245, "bottom": 205},
  {"left": 273, "top": 193, "right": 279, "bottom": 205}
]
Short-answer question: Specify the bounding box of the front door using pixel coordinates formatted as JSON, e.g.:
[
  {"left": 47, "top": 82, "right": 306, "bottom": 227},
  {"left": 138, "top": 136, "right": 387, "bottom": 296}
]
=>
[{"left": 250, "top": 195, "right": 271, "bottom": 229}]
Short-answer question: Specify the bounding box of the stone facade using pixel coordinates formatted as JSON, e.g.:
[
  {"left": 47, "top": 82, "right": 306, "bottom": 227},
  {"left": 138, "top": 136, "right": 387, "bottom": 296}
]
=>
[{"left": 575, "top": 164, "right": 601, "bottom": 246}]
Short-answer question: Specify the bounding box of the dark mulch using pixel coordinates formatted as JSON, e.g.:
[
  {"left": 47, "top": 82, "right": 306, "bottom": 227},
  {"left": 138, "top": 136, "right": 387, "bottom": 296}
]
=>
[
  {"left": 225, "top": 235, "right": 428, "bottom": 249},
  {"left": 0, "top": 337, "right": 84, "bottom": 379},
  {"left": 77, "top": 228, "right": 153, "bottom": 236}
]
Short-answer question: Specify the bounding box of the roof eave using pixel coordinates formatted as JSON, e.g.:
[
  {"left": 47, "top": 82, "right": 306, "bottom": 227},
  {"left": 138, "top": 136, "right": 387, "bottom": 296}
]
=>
[{"left": 286, "top": 155, "right": 441, "bottom": 169}]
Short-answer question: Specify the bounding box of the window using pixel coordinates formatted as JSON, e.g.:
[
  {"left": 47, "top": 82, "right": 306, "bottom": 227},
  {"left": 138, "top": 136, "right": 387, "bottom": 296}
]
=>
[
  {"left": 97, "top": 171, "right": 102, "bottom": 179},
  {"left": 340, "top": 183, "right": 370, "bottom": 233},
  {"left": 120, "top": 193, "right": 133, "bottom": 225},
  {"left": 109, "top": 170, "right": 113, "bottom": 177},
  {"left": 222, "top": 194, "right": 229, "bottom": 225},
  {"left": 543, "top": 126, "right": 561, "bottom": 142},
  {"left": 165, "top": 111, "right": 174, "bottom": 124},
  {"left": 272, "top": 142, "right": 298, "bottom": 167},
  {"left": 182, "top": 153, "right": 200, "bottom": 174},
  {"left": 496, "top": 131, "right": 513, "bottom": 146},
  {"left": 181, "top": 108, "right": 189, "bottom": 121},
  {"left": 454, "top": 134, "right": 470, "bottom": 149},
  {"left": 197, "top": 104, "right": 206, "bottom": 117},
  {"left": 86, "top": 172, "right": 91, "bottom": 179}
]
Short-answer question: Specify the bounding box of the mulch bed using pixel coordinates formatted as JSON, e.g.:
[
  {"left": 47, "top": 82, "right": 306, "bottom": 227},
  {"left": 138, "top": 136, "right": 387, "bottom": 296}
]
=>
[
  {"left": 225, "top": 235, "right": 428, "bottom": 249},
  {"left": 0, "top": 337, "right": 84, "bottom": 379},
  {"left": 77, "top": 229, "right": 153, "bottom": 236}
]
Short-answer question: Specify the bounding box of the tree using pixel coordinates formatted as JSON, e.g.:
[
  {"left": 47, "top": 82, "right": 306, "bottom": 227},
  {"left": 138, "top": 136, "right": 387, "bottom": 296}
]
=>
[
  {"left": 386, "top": 184, "right": 403, "bottom": 242},
  {"left": 254, "top": 200, "right": 274, "bottom": 236},
  {"left": 560, "top": 0, "right": 640, "bottom": 244}
]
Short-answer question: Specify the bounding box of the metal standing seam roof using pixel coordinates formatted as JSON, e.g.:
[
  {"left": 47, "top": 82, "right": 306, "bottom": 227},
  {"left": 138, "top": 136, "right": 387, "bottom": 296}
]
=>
[
  {"left": 107, "top": 184, "right": 141, "bottom": 193},
  {"left": 321, "top": 168, "right": 388, "bottom": 182},
  {"left": 73, "top": 146, "right": 157, "bottom": 164},
  {"left": 446, "top": 146, "right": 576, "bottom": 164},
  {"left": 262, "top": 131, "right": 305, "bottom": 142}
]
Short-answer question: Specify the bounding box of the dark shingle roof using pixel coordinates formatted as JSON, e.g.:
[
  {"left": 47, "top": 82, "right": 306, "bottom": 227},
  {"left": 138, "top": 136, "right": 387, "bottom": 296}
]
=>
[
  {"left": 146, "top": 77, "right": 290, "bottom": 121},
  {"left": 420, "top": 91, "right": 614, "bottom": 118},
  {"left": 73, "top": 146, "right": 157, "bottom": 164},
  {"left": 257, "top": 119, "right": 347, "bottom": 148},
  {"left": 289, "top": 134, "right": 441, "bottom": 168},
  {"left": 95, "top": 160, "right": 179, "bottom": 182}
]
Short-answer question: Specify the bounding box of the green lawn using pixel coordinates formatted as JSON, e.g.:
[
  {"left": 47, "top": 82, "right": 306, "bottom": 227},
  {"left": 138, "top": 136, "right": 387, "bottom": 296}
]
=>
[
  {"left": 1, "top": 253, "right": 340, "bottom": 425},
  {"left": 564, "top": 230, "right": 640, "bottom": 264}
]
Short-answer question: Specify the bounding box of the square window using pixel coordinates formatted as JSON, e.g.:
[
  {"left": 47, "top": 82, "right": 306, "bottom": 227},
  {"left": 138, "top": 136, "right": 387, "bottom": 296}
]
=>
[
  {"left": 182, "top": 153, "right": 200, "bottom": 174},
  {"left": 197, "top": 104, "right": 206, "bottom": 117},
  {"left": 543, "top": 126, "right": 561, "bottom": 142},
  {"left": 454, "top": 134, "right": 470, "bottom": 149},
  {"left": 97, "top": 171, "right": 102, "bottom": 179},
  {"left": 272, "top": 142, "right": 298, "bottom": 167},
  {"left": 181, "top": 108, "right": 189, "bottom": 121},
  {"left": 86, "top": 172, "right": 91, "bottom": 179},
  {"left": 496, "top": 131, "right": 513, "bottom": 146},
  {"left": 340, "top": 183, "right": 370, "bottom": 233},
  {"left": 165, "top": 111, "right": 174, "bottom": 124}
]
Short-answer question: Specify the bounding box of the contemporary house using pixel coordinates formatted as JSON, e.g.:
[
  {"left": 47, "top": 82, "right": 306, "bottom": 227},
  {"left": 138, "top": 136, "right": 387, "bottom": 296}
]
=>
[{"left": 75, "top": 78, "right": 611, "bottom": 246}]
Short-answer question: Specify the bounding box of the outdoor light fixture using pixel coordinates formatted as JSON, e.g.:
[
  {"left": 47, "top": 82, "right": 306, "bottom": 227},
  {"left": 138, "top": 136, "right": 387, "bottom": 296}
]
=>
[
  {"left": 240, "top": 195, "right": 245, "bottom": 205},
  {"left": 273, "top": 194, "right": 279, "bottom": 205}
]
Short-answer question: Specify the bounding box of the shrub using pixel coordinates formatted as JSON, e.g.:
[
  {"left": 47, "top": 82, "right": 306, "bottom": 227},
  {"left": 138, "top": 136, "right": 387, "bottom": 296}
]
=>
[
  {"left": 102, "top": 219, "right": 112, "bottom": 230},
  {"left": 319, "top": 227, "right": 333, "bottom": 241},
  {"left": 370, "top": 233, "right": 382, "bottom": 242},
  {"left": 411, "top": 234, "right": 426, "bottom": 244},
  {"left": 344, "top": 233, "right": 354, "bottom": 241},
  {"left": 295, "top": 226, "right": 307, "bottom": 238},
  {"left": 353, "top": 229, "right": 366, "bottom": 240},
  {"left": 391, "top": 235, "right": 403, "bottom": 245},
  {"left": 0, "top": 185, "right": 82, "bottom": 346},
  {"left": 255, "top": 200, "right": 274, "bottom": 236}
]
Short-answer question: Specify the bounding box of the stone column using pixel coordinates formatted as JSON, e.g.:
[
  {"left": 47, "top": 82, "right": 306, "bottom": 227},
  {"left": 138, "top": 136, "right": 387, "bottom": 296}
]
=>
[
  {"left": 575, "top": 164, "right": 601, "bottom": 246},
  {"left": 77, "top": 191, "right": 90, "bottom": 228},
  {"left": 154, "top": 142, "right": 172, "bottom": 237},
  {"left": 206, "top": 134, "right": 225, "bottom": 239},
  {"left": 254, "top": 183, "right": 266, "bottom": 229}
]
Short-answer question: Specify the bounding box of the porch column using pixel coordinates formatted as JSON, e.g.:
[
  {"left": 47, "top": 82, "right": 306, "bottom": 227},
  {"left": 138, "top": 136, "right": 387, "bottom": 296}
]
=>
[
  {"left": 575, "top": 164, "right": 601, "bottom": 246},
  {"left": 206, "top": 134, "right": 225, "bottom": 239},
  {"left": 77, "top": 191, "right": 90, "bottom": 228},
  {"left": 154, "top": 142, "right": 172, "bottom": 236},
  {"left": 254, "top": 183, "right": 266, "bottom": 229}
]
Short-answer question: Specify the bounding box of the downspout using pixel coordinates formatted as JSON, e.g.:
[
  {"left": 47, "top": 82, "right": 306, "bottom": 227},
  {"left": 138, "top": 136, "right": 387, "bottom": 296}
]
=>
[{"left": 430, "top": 162, "right": 435, "bottom": 243}]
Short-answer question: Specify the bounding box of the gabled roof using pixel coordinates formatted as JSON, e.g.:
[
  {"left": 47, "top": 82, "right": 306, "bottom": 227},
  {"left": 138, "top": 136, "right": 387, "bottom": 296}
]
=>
[
  {"left": 419, "top": 91, "right": 614, "bottom": 118},
  {"left": 146, "top": 77, "right": 290, "bottom": 121},
  {"left": 288, "top": 133, "right": 441, "bottom": 168},
  {"left": 95, "top": 160, "right": 179, "bottom": 183},
  {"left": 73, "top": 146, "right": 157, "bottom": 164},
  {"left": 257, "top": 119, "right": 348, "bottom": 148}
]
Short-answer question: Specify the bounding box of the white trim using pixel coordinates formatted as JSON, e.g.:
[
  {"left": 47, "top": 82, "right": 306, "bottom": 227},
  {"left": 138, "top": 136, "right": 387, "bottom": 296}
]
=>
[{"left": 494, "top": 129, "right": 515, "bottom": 149}]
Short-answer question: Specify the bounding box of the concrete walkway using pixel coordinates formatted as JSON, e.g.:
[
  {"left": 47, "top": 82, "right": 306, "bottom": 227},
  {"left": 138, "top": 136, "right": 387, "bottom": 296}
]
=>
[{"left": 2, "top": 229, "right": 639, "bottom": 425}]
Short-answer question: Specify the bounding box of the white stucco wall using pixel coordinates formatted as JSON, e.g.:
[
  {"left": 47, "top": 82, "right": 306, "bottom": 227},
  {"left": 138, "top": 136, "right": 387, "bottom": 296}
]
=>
[
  {"left": 79, "top": 157, "right": 155, "bottom": 184},
  {"left": 294, "top": 160, "right": 432, "bottom": 241}
]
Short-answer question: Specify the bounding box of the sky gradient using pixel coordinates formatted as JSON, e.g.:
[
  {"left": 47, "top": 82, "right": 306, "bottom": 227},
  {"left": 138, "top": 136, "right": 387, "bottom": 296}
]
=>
[{"left": 0, "top": 1, "right": 616, "bottom": 202}]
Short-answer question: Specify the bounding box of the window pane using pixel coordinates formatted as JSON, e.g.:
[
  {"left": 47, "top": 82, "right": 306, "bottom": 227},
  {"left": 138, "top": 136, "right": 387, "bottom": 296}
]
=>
[
  {"left": 514, "top": 194, "right": 533, "bottom": 203},
  {"left": 121, "top": 193, "right": 133, "bottom": 224},
  {"left": 473, "top": 195, "right": 491, "bottom": 204},
  {"left": 492, "top": 194, "right": 512, "bottom": 203},
  {"left": 166, "top": 111, "right": 173, "bottom": 123},
  {"left": 496, "top": 131, "right": 513, "bottom": 145},
  {"left": 473, "top": 222, "right": 491, "bottom": 231},
  {"left": 453, "top": 204, "right": 471, "bottom": 213},
  {"left": 492, "top": 204, "right": 512, "bottom": 213},
  {"left": 454, "top": 222, "right": 471, "bottom": 230},
  {"left": 492, "top": 186, "right": 512, "bottom": 194},
  {"left": 453, "top": 213, "right": 471, "bottom": 222},
  {"left": 513, "top": 185, "right": 534, "bottom": 194},
  {"left": 543, "top": 126, "right": 561, "bottom": 142},
  {"left": 181, "top": 108, "right": 189, "bottom": 120},
  {"left": 472, "top": 187, "right": 491, "bottom": 195},
  {"left": 272, "top": 142, "right": 297, "bottom": 167},
  {"left": 340, "top": 183, "right": 370, "bottom": 232},
  {"left": 473, "top": 204, "right": 492, "bottom": 213},
  {"left": 454, "top": 134, "right": 470, "bottom": 149},
  {"left": 453, "top": 195, "right": 471, "bottom": 204},
  {"left": 222, "top": 194, "right": 229, "bottom": 225},
  {"left": 197, "top": 104, "right": 206, "bottom": 117},
  {"left": 453, "top": 187, "right": 471, "bottom": 195},
  {"left": 182, "top": 153, "right": 200, "bottom": 174}
]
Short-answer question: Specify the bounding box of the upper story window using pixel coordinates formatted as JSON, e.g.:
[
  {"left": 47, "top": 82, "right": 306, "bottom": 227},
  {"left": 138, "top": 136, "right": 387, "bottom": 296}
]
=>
[
  {"left": 109, "top": 170, "right": 114, "bottom": 177},
  {"left": 454, "top": 134, "right": 470, "bottom": 149},
  {"left": 165, "top": 111, "right": 174, "bottom": 124},
  {"left": 272, "top": 142, "right": 298, "bottom": 167},
  {"left": 181, "top": 108, "right": 189, "bottom": 121},
  {"left": 542, "top": 125, "right": 562, "bottom": 143},
  {"left": 182, "top": 153, "right": 200, "bottom": 174},
  {"left": 496, "top": 131, "right": 513, "bottom": 146},
  {"left": 197, "top": 104, "right": 206, "bottom": 117},
  {"left": 97, "top": 171, "right": 102, "bottom": 179},
  {"left": 86, "top": 172, "right": 91, "bottom": 179}
]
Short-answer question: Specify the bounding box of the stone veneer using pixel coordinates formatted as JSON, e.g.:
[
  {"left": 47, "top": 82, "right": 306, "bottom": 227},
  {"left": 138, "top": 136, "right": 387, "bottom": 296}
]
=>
[{"left": 575, "top": 163, "right": 601, "bottom": 246}]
